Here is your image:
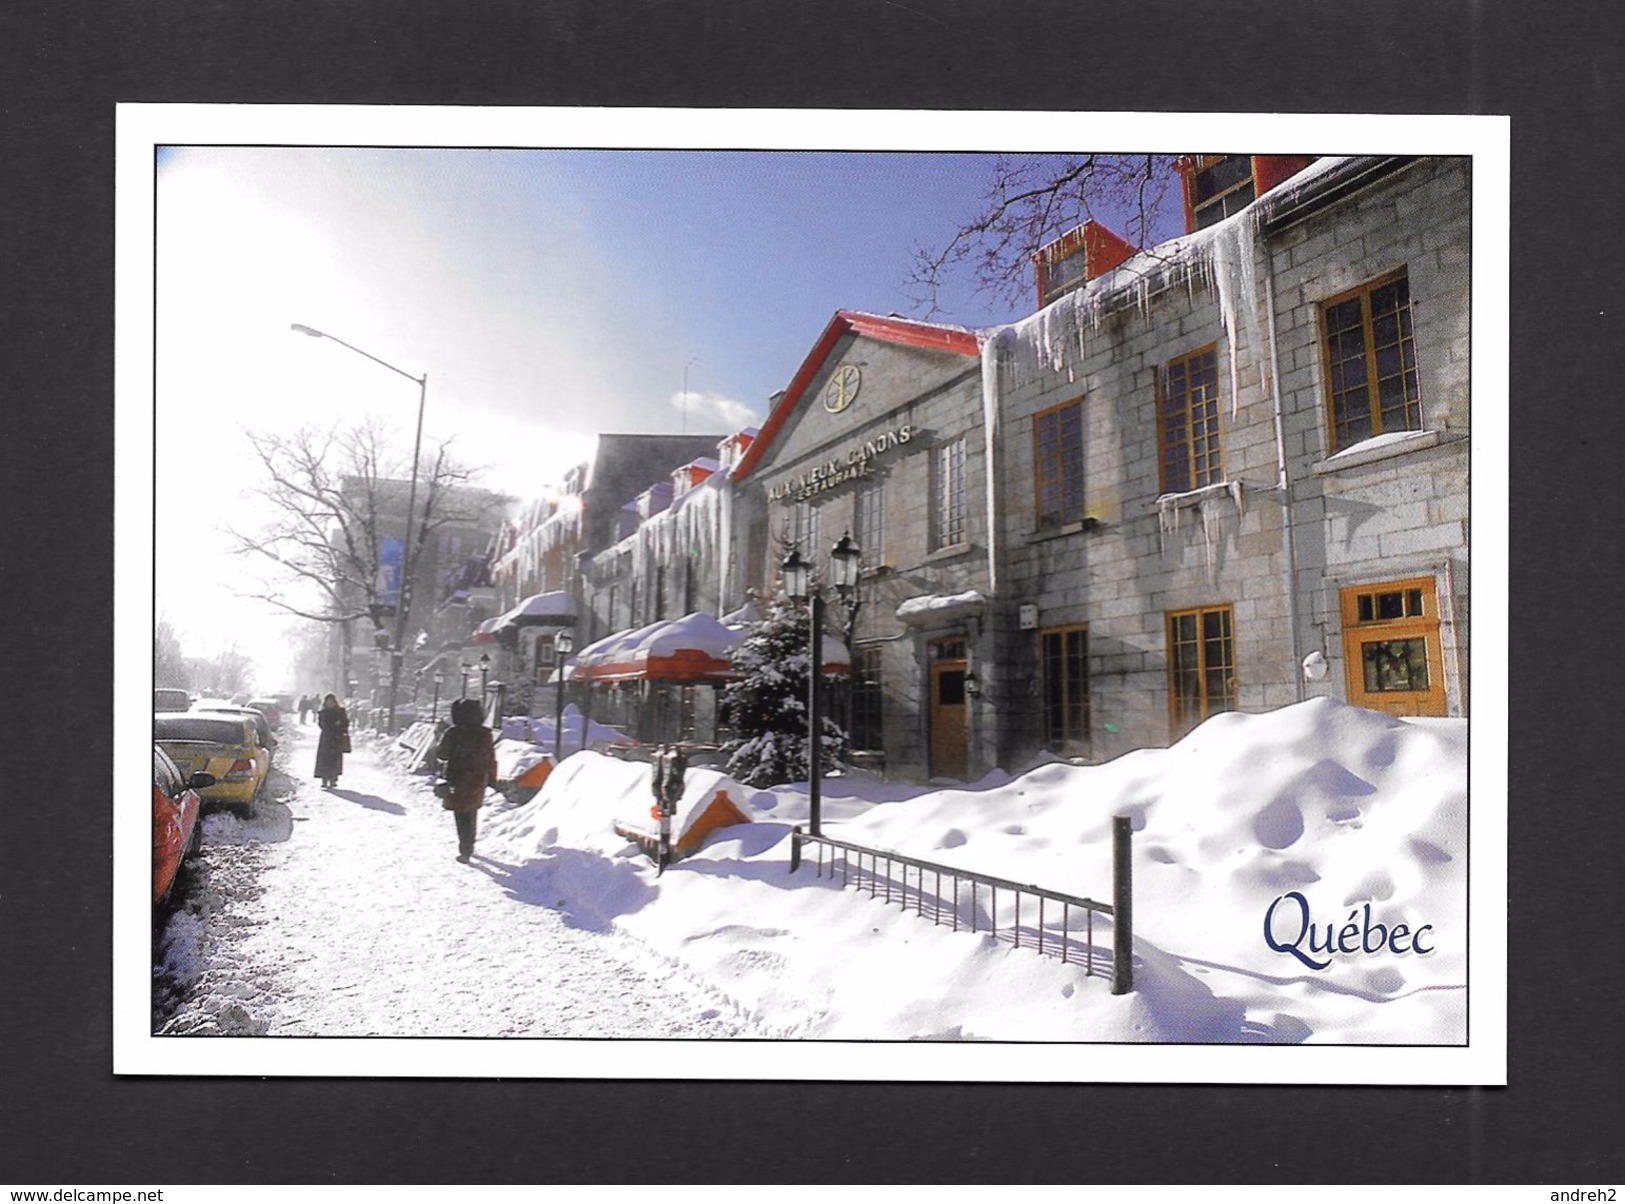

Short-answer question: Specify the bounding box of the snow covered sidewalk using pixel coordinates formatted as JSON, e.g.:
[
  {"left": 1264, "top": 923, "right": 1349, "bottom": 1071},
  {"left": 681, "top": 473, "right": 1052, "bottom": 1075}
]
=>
[
  {"left": 155, "top": 699, "right": 1469, "bottom": 1048},
  {"left": 154, "top": 725, "right": 777, "bottom": 1038}
]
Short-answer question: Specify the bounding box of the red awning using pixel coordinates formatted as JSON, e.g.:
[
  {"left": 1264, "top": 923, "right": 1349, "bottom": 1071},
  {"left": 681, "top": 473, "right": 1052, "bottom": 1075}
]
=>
[{"left": 562, "top": 611, "right": 848, "bottom": 684}]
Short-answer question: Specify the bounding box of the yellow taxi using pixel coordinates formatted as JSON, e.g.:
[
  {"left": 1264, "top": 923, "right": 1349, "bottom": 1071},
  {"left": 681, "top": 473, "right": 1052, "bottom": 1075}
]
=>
[{"left": 153, "top": 712, "right": 271, "bottom": 810}]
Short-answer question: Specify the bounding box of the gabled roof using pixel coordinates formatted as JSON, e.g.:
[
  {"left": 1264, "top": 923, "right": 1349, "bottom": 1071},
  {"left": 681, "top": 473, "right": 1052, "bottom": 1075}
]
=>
[{"left": 732, "top": 309, "right": 983, "bottom": 482}]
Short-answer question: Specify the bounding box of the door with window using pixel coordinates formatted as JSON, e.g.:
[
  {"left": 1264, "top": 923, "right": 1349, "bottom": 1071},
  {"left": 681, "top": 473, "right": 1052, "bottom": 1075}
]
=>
[
  {"left": 928, "top": 638, "right": 968, "bottom": 779},
  {"left": 1040, "top": 624, "right": 1091, "bottom": 755},
  {"left": 1339, "top": 578, "right": 1446, "bottom": 717},
  {"left": 1167, "top": 604, "right": 1237, "bottom": 739}
]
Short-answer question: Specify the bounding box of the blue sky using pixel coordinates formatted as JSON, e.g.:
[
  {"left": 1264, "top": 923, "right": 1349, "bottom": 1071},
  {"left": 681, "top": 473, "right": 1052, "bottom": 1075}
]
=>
[{"left": 153, "top": 142, "right": 1185, "bottom": 677}]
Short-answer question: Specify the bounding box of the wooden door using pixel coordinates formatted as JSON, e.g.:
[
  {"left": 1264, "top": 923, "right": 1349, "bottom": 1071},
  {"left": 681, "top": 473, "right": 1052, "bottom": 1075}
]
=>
[
  {"left": 930, "top": 657, "right": 969, "bottom": 779},
  {"left": 1339, "top": 578, "right": 1447, "bottom": 717}
]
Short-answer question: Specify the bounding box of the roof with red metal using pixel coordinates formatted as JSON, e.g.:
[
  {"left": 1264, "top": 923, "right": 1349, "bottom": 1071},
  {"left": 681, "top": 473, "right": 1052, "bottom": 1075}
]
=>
[{"left": 731, "top": 310, "right": 983, "bottom": 483}]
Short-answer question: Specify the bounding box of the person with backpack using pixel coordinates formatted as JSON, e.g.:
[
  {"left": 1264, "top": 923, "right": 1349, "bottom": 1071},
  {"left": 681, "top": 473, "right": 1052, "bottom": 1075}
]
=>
[{"left": 435, "top": 698, "right": 499, "bottom": 863}]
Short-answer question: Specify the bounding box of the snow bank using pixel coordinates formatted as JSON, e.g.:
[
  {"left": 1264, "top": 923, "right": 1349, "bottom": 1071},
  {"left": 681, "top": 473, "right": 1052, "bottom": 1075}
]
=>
[{"left": 482, "top": 698, "right": 1467, "bottom": 1043}]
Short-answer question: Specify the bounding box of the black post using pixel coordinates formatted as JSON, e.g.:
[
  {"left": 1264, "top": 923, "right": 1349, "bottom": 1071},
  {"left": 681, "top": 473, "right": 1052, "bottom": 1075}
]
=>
[
  {"left": 553, "top": 674, "right": 567, "bottom": 762},
  {"left": 808, "top": 593, "right": 824, "bottom": 837},
  {"left": 1112, "top": 814, "right": 1134, "bottom": 994},
  {"left": 790, "top": 824, "right": 803, "bottom": 873}
]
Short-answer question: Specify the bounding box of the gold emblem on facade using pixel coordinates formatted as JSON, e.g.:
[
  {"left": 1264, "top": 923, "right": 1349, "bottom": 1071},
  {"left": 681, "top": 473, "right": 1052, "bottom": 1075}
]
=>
[{"left": 823, "top": 364, "right": 861, "bottom": 413}]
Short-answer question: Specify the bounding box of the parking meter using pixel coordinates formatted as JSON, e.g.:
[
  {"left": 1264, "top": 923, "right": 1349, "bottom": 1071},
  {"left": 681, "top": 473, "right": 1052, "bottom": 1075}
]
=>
[{"left": 650, "top": 745, "right": 687, "bottom": 874}]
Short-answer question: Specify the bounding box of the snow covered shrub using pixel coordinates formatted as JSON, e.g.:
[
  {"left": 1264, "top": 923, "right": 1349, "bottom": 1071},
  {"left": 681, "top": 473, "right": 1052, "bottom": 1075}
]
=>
[{"left": 720, "top": 596, "right": 846, "bottom": 787}]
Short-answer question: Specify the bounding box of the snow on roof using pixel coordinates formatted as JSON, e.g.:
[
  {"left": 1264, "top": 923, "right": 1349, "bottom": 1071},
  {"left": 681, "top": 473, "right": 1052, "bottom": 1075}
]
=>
[
  {"left": 634, "top": 611, "right": 739, "bottom": 660},
  {"left": 720, "top": 599, "right": 764, "bottom": 629},
  {"left": 993, "top": 158, "right": 1390, "bottom": 407},
  {"left": 895, "top": 590, "right": 988, "bottom": 622},
  {"left": 495, "top": 591, "right": 580, "bottom": 629},
  {"left": 566, "top": 610, "right": 847, "bottom": 681}
]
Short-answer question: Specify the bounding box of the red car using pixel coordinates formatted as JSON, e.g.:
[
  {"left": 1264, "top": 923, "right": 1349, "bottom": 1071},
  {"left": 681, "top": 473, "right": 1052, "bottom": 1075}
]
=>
[
  {"left": 247, "top": 697, "right": 283, "bottom": 729},
  {"left": 153, "top": 745, "right": 209, "bottom": 905}
]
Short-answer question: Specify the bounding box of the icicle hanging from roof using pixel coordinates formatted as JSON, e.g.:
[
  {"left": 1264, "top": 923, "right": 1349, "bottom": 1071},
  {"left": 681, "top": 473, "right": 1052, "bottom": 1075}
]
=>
[{"left": 997, "top": 200, "right": 1267, "bottom": 414}]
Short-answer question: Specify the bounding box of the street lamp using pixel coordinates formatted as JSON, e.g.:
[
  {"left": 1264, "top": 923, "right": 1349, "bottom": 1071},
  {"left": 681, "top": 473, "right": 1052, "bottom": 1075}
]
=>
[
  {"left": 782, "top": 531, "right": 861, "bottom": 838},
  {"left": 479, "top": 652, "right": 491, "bottom": 701},
  {"left": 431, "top": 668, "right": 444, "bottom": 722},
  {"left": 553, "top": 629, "right": 575, "bottom": 762},
  {"left": 459, "top": 659, "right": 472, "bottom": 699},
  {"left": 292, "top": 322, "right": 428, "bottom": 737}
]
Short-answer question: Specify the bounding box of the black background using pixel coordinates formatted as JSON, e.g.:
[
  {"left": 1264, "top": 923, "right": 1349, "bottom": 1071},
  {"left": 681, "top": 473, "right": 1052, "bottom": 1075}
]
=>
[{"left": 2, "top": 0, "right": 1619, "bottom": 1185}]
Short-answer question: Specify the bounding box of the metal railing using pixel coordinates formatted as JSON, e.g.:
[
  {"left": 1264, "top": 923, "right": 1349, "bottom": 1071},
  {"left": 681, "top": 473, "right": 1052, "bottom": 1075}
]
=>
[{"left": 790, "top": 815, "right": 1134, "bottom": 993}]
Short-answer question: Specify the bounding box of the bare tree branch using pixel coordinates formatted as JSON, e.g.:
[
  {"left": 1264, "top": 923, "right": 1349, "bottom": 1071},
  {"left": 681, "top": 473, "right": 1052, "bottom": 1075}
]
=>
[
  {"left": 226, "top": 422, "right": 505, "bottom": 646},
  {"left": 907, "top": 153, "right": 1180, "bottom": 318}
]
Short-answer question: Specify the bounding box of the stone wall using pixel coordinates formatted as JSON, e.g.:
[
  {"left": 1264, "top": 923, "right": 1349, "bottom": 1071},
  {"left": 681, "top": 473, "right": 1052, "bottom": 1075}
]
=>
[{"left": 994, "top": 156, "right": 1472, "bottom": 765}]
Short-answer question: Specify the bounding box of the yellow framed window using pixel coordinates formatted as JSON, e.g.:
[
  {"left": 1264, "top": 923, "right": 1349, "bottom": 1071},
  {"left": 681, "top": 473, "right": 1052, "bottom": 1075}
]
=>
[
  {"left": 1339, "top": 577, "right": 1446, "bottom": 717},
  {"left": 1320, "top": 268, "right": 1423, "bottom": 453},
  {"left": 1167, "top": 604, "right": 1237, "bottom": 738},
  {"left": 1033, "top": 399, "right": 1085, "bottom": 529},
  {"left": 1158, "top": 345, "right": 1222, "bottom": 494}
]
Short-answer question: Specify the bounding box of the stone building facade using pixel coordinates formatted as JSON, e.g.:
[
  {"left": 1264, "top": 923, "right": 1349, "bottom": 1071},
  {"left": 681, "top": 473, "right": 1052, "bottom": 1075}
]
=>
[
  {"left": 728, "top": 155, "right": 1471, "bottom": 779},
  {"left": 989, "top": 155, "right": 1470, "bottom": 765},
  {"left": 424, "top": 155, "right": 1472, "bottom": 776},
  {"left": 728, "top": 310, "right": 995, "bottom": 780}
]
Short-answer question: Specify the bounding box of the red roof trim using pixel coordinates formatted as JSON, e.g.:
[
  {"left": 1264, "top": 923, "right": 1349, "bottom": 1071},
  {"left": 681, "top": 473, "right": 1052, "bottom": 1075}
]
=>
[{"left": 732, "top": 310, "right": 982, "bottom": 482}]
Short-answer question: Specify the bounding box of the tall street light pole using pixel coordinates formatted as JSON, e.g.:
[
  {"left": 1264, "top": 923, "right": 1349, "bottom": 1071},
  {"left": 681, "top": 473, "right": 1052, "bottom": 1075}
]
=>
[
  {"left": 553, "top": 628, "right": 574, "bottom": 762},
  {"left": 781, "top": 532, "right": 860, "bottom": 838},
  {"left": 292, "top": 324, "right": 428, "bottom": 736}
]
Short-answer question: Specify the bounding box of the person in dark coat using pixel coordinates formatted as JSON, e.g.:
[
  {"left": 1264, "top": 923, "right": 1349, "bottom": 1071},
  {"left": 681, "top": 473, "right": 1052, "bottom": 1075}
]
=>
[
  {"left": 314, "top": 693, "right": 350, "bottom": 788},
  {"left": 435, "top": 698, "right": 499, "bottom": 863}
]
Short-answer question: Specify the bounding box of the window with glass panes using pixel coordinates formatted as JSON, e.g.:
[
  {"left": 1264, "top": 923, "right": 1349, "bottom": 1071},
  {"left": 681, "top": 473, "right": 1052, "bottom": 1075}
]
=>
[
  {"left": 791, "top": 500, "right": 821, "bottom": 561},
  {"left": 1321, "top": 269, "right": 1422, "bottom": 452},
  {"left": 683, "top": 552, "right": 700, "bottom": 614},
  {"left": 1039, "top": 624, "right": 1090, "bottom": 751},
  {"left": 1188, "top": 155, "right": 1257, "bottom": 230},
  {"left": 1159, "top": 346, "right": 1223, "bottom": 494},
  {"left": 1167, "top": 605, "right": 1237, "bottom": 738},
  {"left": 1338, "top": 577, "right": 1446, "bottom": 716},
  {"left": 849, "top": 644, "right": 884, "bottom": 752},
  {"left": 1033, "top": 399, "right": 1085, "bottom": 528},
  {"left": 932, "top": 438, "right": 967, "bottom": 550},
  {"left": 1039, "top": 244, "right": 1089, "bottom": 307},
  {"left": 855, "top": 480, "right": 883, "bottom": 564}
]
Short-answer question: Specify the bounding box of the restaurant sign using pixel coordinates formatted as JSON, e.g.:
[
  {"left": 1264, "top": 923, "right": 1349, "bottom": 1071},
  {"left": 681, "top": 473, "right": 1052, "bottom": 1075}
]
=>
[{"left": 767, "top": 424, "right": 915, "bottom": 505}]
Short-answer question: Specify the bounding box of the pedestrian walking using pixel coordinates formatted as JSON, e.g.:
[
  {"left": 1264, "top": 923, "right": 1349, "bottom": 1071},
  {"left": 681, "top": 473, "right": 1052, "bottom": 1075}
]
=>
[
  {"left": 435, "top": 697, "right": 499, "bottom": 863},
  {"left": 314, "top": 693, "right": 350, "bottom": 789},
  {"left": 298, "top": 693, "right": 314, "bottom": 724}
]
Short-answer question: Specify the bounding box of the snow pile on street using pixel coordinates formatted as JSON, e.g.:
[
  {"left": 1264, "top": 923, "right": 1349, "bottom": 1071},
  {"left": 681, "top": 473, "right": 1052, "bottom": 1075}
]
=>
[{"left": 482, "top": 698, "right": 1466, "bottom": 1043}]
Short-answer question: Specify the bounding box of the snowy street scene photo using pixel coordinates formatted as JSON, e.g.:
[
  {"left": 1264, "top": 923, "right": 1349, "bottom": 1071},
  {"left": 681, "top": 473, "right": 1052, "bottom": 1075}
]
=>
[
  {"left": 154, "top": 696, "right": 1465, "bottom": 1044},
  {"left": 126, "top": 108, "right": 1502, "bottom": 1081}
]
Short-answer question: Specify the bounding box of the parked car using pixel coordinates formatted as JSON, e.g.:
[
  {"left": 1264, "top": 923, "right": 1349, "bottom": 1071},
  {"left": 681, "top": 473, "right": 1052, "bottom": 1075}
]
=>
[
  {"left": 154, "top": 687, "right": 191, "bottom": 712},
  {"left": 192, "top": 703, "right": 279, "bottom": 763},
  {"left": 246, "top": 697, "right": 283, "bottom": 728},
  {"left": 153, "top": 712, "right": 271, "bottom": 808},
  {"left": 153, "top": 745, "right": 210, "bottom": 905}
]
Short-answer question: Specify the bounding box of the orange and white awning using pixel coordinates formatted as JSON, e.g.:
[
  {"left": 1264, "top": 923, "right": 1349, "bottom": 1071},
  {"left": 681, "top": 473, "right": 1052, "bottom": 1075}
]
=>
[{"left": 560, "top": 611, "right": 849, "bottom": 684}]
